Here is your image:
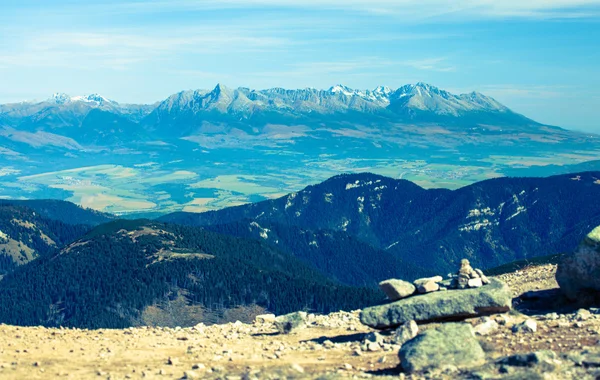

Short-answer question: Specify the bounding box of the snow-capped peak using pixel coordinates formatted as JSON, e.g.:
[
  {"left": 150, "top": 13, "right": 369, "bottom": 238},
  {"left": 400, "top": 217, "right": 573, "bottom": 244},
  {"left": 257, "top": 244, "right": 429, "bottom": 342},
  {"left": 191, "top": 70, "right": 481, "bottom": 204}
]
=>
[
  {"left": 373, "top": 86, "right": 392, "bottom": 95},
  {"left": 49, "top": 93, "right": 72, "bottom": 105},
  {"left": 47, "top": 93, "right": 117, "bottom": 106},
  {"left": 329, "top": 85, "right": 355, "bottom": 96}
]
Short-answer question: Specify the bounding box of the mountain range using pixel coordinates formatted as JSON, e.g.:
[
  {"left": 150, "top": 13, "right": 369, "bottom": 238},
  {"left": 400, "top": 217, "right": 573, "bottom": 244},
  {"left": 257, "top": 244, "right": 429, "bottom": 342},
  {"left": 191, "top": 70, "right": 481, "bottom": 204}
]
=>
[
  {"left": 1, "top": 83, "right": 598, "bottom": 215},
  {"left": 2, "top": 83, "right": 518, "bottom": 124}
]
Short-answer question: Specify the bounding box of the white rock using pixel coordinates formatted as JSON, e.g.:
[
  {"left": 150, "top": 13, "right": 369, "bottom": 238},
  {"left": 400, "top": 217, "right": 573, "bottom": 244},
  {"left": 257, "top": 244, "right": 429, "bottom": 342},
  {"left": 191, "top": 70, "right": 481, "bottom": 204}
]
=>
[
  {"left": 468, "top": 278, "right": 483, "bottom": 288},
  {"left": 473, "top": 317, "right": 499, "bottom": 336},
  {"left": 512, "top": 319, "right": 537, "bottom": 333},
  {"left": 255, "top": 314, "right": 276, "bottom": 324}
]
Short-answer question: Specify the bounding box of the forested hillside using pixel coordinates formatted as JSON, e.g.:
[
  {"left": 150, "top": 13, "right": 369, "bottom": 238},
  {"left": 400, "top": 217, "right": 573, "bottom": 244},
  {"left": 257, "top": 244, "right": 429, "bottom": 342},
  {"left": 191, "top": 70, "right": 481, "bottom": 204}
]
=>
[
  {"left": 0, "top": 220, "right": 382, "bottom": 328},
  {"left": 204, "top": 220, "right": 429, "bottom": 286},
  {"left": 0, "top": 199, "right": 115, "bottom": 226},
  {"left": 0, "top": 204, "right": 90, "bottom": 276}
]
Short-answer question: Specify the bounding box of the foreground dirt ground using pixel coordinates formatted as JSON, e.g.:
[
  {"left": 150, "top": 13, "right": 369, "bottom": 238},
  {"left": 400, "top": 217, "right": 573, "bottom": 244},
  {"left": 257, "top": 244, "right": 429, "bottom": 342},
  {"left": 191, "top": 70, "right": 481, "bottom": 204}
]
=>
[{"left": 2, "top": 264, "right": 600, "bottom": 379}]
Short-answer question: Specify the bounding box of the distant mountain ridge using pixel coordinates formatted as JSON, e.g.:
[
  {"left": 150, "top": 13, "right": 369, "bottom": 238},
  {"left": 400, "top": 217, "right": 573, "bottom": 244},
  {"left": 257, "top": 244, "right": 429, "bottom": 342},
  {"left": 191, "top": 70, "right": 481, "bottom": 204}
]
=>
[
  {"left": 160, "top": 171, "right": 600, "bottom": 276},
  {"left": 0, "top": 83, "right": 530, "bottom": 126}
]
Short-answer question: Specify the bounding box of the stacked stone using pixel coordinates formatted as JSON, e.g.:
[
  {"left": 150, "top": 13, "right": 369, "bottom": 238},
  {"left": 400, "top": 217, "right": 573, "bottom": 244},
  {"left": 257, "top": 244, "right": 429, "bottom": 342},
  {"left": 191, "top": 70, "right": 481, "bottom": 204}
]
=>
[
  {"left": 378, "top": 258, "right": 491, "bottom": 302},
  {"left": 451, "top": 259, "right": 490, "bottom": 289}
]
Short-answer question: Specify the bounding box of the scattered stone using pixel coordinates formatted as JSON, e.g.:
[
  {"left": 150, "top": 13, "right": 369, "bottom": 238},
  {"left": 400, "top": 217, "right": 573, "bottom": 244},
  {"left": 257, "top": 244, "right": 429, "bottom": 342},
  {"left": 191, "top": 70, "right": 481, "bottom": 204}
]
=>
[
  {"left": 575, "top": 309, "right": 592, "bottom": 321},
  {"left": 512, "top": 319, "right": 537, "bottom": 334},
  {"left": 363, "top": 332, "right": 384, "bottom": 344},
  {"left": 475, "top": 269, "right": 491, "bottom": 285},
  {"left": 392, "top": 320, "right": 418, "bottom": 345},
  {"left": 255, "top": 314, "right": 276, "bottom": 324},
  {"left": 379, "top": 279, "right": 416, "bottom": 300},
  {"left": 274, "top": 312, "right": 307, "bottom": 334},
  {"left": 360, "top": 278, "right": 511, "bottom": 328},
  {"left": 290, "top": 364, "right": 304, "bottom": 373},
  {"left": 366, "top": 342, "right": 381, "bottom": 352},
  {"left": 191, "top": 363, "right": 205, "bottom": 370},
  {"left": 167, "top": 357, "right": 178, "bottom": 365},
  {"left": 497, "top": 350, "right": 559, "bottom": 372},
  {"left": 399, "top": 323, "right": 485, "bottom": 373},
  {"left": 183, "top": 370, "right": 201, "bottom": 379},
  {"left": 556, "top": 225, "right": 600, "bottom": 301},
  {"left": 473, "top": 317, "right": 499, "bottom": 336}
]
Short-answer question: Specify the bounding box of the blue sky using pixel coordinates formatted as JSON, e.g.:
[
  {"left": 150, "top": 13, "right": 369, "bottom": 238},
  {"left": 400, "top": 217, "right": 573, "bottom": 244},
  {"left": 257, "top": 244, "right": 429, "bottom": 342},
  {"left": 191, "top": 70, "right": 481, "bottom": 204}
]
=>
[{"left": 0, "top": 0, "right": 599, "bottom": 132}]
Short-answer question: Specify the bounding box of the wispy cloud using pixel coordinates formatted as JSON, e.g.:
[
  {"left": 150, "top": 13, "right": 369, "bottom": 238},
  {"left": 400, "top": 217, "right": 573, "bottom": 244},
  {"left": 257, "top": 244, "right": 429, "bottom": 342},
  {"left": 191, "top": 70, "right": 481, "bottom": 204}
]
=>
[
  {"left": 0, "top": 28, "right": 290, "bottom": 70},
  {"left": 55, "top": 0, "right": 600, "bottom": 20}
]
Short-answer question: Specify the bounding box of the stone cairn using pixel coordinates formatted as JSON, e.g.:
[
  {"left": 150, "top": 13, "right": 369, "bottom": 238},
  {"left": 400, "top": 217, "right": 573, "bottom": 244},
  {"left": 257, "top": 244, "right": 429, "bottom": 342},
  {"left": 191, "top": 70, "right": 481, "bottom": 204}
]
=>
[
  {"left": 379, "top": 258, "right": 491, "bottom": 301},
  {"left": 451, "top": 258, "right": 491, "bottom": 290}
]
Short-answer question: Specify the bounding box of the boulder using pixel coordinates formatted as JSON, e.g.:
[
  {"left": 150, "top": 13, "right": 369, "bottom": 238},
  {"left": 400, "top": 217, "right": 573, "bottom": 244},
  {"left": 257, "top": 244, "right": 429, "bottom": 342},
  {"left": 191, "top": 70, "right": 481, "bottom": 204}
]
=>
[
  {"left": 392, "top": 320, "right": 419, "bottom": 345},
  {"left": 255, "top": 314, "right": 276, "bottom": 324},
  {"left": 378, "top": 279, "right": 416, "bottom": 301},
  {"left": 274, "top": 311, "right": 307, "bottom": 334},
  {"left": 360, "top": 278, "right": 511, "bottom": 329},
  {"left": 417, "top": 281, "right": 440, "bottom": 294},
  {"left": 556, "top": 226, "right": 600, "bottom": 300},
  {"left": 398, "top": 323, "right": 485, "bottom": 373},
  {"left": 413, "top": 276, "right": 443, "bottom": 286}
]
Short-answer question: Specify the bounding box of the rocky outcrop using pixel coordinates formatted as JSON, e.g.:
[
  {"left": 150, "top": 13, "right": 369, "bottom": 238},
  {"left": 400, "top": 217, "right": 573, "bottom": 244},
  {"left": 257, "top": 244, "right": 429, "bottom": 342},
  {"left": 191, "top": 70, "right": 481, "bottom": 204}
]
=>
[
  {"left": 556, "top": 226, "right": 600, "bottom": 301},
  {"left": 360, "top": 278, "right": 511, "bottom": 329},
  {"left": 398, "top": 323, "right": 485, "bottom": 373},
  {"left": 378, "top": 279, "right": 415, "bottom": 301}
]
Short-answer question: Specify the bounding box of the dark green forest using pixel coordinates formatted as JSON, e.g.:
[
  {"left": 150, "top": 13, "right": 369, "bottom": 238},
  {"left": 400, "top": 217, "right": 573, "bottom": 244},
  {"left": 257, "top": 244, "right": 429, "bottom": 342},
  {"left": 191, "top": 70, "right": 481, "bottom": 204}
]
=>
[{"left": 0, "top": 220, "right": 383, "bottom": 328}]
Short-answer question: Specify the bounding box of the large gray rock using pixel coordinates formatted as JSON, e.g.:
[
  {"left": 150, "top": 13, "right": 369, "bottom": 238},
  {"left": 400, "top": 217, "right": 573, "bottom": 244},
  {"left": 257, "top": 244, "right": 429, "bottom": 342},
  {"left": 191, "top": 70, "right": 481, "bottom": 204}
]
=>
[
  {"left": 378, "top": 279, "right": 416, "bottom": 301},
  {"left": 360, "top": 278, "right": 511, "bottom": 329},
  {"left": 274, "top": 311, "right": 307, "bottom": 334},
  {"left": 556, "top": 226, "right": 600, "bottom": 300},
  {"left": 399, "top": 323, "right": 485, "bottom": 373}
]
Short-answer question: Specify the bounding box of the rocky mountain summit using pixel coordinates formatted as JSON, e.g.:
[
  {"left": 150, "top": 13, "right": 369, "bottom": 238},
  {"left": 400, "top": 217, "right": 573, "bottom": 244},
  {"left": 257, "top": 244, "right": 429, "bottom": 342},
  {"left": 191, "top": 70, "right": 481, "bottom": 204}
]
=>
[{"left": 2, "top": 226, "right": 600, "bottom": 379}]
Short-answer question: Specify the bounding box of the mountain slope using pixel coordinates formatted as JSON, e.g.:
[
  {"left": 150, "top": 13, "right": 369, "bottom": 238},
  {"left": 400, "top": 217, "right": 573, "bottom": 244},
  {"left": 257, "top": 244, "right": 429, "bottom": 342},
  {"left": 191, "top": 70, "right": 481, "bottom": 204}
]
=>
[
  {"left": 0, "top": 204, "right": 90, "bottom": 276},
  {"left": 203, "top": 220, "right": 430, "bottom": 286},
  {"left": 0, "top": 199, "right": 115, "bottom": 226},
  {"left": 160, "top": 172, "right": 600, "bottom": 275},
  {"left": 0, "top": 220, "right": 381, "bottom": 328}
]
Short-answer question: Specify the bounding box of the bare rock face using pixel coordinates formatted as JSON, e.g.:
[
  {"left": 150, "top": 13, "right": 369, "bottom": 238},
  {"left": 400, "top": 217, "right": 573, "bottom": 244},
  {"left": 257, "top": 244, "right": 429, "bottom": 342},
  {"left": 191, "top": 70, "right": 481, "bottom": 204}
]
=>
[
  {"left": 398, "top": 323, "right": 485, "bottom": 373},
  {"left": 378, "top": 279, "right": 416, "bottom": 301},
  {"left": 556, "top": 226, "right": 600, "bottom": 301},
  {"left": 360, "top": 278, "right": 511, "bottom": 329}
]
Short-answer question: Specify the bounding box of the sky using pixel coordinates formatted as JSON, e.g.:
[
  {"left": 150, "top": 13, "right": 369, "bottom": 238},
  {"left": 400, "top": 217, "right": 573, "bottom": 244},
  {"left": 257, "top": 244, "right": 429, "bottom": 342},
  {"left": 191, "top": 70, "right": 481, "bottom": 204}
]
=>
[{"left": 0, "top": 0, "right": 599, "bottom": 132}]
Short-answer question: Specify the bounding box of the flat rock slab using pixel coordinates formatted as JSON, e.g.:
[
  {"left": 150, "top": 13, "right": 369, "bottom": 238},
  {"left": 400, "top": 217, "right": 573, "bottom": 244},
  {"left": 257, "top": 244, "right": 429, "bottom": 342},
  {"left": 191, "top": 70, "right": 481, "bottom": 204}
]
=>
[
  {"left": 360, "top": 278, "right": 511, "bottom": 329},
  {"left": 399, "top": 323, "right": 485, "bottom": 373}
]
